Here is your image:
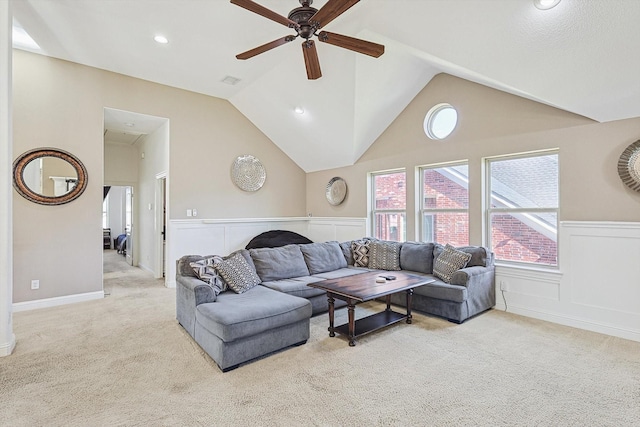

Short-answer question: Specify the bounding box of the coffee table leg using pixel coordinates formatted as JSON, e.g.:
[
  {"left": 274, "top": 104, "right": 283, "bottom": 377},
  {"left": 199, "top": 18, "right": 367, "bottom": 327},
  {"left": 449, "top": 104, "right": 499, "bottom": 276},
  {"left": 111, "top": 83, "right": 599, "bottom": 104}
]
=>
[
  {"left": 328, "top": 294, "right": 335, "bottom": 337},
  {"left": 348, "top": 300, "right": 356, "bottom": 346},
  {"left": 406, "top": 289, "right": 413, "bottom": 324},
  {"left": 385, "top": 295, "right": 391, "bottom": 311}
]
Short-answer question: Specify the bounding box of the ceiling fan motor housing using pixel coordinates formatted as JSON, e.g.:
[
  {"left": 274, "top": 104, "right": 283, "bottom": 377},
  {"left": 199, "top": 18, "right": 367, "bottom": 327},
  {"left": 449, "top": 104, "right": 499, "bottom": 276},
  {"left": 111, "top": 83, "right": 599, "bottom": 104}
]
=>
[{"left": 289, "top": 2, "right": 318, "bottom": 39}]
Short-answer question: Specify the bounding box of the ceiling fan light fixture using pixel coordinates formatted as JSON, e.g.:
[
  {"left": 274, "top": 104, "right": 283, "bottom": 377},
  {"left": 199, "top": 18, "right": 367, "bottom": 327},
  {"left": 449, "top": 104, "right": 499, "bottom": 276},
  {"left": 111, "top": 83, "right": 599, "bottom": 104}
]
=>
[
  {"left": 294, "top": 106, "right": 305, "bottom": 115},
  {"left": 534, "top": 0, "right": 561, "bottom": 10}
]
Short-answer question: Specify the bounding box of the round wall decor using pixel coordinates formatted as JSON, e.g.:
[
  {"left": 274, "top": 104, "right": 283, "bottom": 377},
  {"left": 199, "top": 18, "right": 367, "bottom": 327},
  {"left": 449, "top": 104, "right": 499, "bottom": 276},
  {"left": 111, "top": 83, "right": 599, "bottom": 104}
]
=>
[
  {"left": 325, "top": 177, "right": 347, "bottom": 205},
  {"left": 231, "top": 155, "right": 266, "bottom": 192},
  {"left": 617, "top": 140, "right": 640, "bottom": 192}
]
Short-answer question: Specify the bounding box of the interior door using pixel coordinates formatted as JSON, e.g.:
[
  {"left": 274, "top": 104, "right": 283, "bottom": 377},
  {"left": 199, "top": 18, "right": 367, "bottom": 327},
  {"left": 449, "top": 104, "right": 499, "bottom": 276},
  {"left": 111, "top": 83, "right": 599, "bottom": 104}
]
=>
[{"left": 125, "top": 186, "right": 133, "bottom": 266}]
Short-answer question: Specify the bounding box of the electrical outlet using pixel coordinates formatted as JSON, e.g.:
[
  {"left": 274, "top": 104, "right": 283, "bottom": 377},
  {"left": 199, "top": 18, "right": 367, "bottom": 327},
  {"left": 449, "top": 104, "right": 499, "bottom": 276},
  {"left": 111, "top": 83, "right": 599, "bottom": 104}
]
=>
[
  {"left": 31, "top": 279, "right": 40, "bottom": 290},
  {"left": 500, "top": 280, "right": 507, "bottom": 291},
  {"left": 192, "top": 209, "right": 197, "bottom": 217}
]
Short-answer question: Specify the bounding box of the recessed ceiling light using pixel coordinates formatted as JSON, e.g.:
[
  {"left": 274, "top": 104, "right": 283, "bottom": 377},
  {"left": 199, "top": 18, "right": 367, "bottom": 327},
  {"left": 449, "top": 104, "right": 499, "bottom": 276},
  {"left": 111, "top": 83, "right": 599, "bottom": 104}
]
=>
[
  {"left": 534, "top": 0, "right": 561, "bottom": 10},
  {"left": 124, "top": 122, "right": 135, "bottom": 127},
  {"left": 154, "top": 35, "right": 169, "bottom": 44},
  {"left": 294, "top": 106, "right": 305, "bottom": 115}
]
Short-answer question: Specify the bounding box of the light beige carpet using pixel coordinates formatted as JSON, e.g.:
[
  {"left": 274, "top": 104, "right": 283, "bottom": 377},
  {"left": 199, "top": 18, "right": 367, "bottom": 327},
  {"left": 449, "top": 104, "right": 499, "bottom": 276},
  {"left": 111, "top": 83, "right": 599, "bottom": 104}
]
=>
[{"left": 1, "top": 251, "right": 639, "bottom": 426}]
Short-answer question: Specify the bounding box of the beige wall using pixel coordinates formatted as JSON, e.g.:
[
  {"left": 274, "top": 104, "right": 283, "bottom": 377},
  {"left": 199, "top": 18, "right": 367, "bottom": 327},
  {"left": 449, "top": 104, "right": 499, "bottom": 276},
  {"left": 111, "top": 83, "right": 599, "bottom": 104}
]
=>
[
  {"left": 12, "top": 50, "right": 306, "bottom": 303},
  {"left": 104, "top": 143, "right": 139, "bottom": 186},
  {"left": 306, "top": 74, "right": 640, "bottom": 243}
]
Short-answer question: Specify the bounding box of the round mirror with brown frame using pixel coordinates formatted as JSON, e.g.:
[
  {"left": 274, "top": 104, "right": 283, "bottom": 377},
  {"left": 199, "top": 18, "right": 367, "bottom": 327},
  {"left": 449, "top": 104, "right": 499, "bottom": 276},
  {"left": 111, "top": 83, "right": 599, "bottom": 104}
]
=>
[
  {"left": 13, "top": 148, "right": 88, "bottom": 205},
  {"left": 618, "top": 140, "right": 640, "bottom": 192}
]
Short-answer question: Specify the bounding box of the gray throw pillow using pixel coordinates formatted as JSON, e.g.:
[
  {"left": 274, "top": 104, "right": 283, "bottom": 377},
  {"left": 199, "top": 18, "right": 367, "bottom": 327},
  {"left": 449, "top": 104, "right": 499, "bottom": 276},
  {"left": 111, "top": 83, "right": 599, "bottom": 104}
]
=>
[
  {"left": 249, "top": 244, "right": 310, "bottom": 282},
  {"left": 300, "top": 241, "right": 348, "bottom": 274},
  {"left": 399, "top": 242, "right": 435, "bottom": 274},
  {"left": 339, "top": 241, "right": 354, "bottom": 265},
  {"left": 433, "top": 244, "right": 472, "bottom": 284},
  {"left": 215, "top": 252, "right": 261, "bottom": 294},
  {"left": 368, "top": 240, "right": 401, "bottom": 271}
]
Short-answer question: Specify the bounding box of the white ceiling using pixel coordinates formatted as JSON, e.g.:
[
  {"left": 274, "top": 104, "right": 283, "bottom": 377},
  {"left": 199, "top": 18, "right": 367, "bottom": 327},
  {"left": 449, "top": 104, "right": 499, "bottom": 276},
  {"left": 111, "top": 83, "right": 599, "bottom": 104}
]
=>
[{"left": 12, "top": 0, "right": 640, "bottom": 172}]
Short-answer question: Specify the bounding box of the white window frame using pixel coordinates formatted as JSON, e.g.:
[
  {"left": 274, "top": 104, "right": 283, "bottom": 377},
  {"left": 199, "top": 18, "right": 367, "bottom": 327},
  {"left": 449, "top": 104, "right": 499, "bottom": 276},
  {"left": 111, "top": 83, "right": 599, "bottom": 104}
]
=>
[
  {"left": 484, "top": 149, "right": 559, "bottom": 268},
  {"left": 102, "top": 193, "right": 109, "bottom": 229},
  {"left": 418, "top": 161, "right": 469, "bottom": 244},
  {"left": 369, "top": 169, "right": 406, "bottom": 241}
]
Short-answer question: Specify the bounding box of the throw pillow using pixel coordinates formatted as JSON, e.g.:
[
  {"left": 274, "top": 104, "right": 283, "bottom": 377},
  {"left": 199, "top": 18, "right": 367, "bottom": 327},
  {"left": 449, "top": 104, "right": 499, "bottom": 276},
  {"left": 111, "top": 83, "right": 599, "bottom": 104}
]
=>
[
  {"left": 368, "top": 240, "right": 401, "bottom": 271},
  {"left": 433, "top": 244, "right": 472, "bottom": 284},
  {"left": 190, "top": 255, "right": 227, "bottom": 295},
  {"left": 351, "top": 239, "right": 372, "bottom": 267},
  {"left": 215, "top": 252, "right": 262, "bottom": 294}
]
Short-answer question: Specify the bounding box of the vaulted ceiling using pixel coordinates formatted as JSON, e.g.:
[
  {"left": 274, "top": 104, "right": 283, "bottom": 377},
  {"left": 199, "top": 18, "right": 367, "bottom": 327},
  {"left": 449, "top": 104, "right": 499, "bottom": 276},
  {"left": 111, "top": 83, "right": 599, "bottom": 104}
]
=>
[{"left": 12, "top": 0, "right": 640, "bottom": 172}]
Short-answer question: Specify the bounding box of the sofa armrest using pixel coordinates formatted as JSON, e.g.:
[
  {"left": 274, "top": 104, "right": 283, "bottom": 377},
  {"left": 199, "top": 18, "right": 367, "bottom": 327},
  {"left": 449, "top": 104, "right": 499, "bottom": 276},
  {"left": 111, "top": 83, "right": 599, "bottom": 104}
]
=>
[
  {"left": 450, "top": 266, "right": 493, "bottom": 287},
  {"left": 177, "top": 275, "right": 216, "bottom": 306},
  {"left": 176, "top": 274, "right": 216, "bottom": 338}
]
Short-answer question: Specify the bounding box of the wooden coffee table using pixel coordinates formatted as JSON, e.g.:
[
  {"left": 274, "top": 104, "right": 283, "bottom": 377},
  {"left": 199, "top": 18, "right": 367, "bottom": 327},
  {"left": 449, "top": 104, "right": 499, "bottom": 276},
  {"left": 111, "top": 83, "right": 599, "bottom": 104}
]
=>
[{"left": 308, "top": 271, "right": 434, "bottom": 346}]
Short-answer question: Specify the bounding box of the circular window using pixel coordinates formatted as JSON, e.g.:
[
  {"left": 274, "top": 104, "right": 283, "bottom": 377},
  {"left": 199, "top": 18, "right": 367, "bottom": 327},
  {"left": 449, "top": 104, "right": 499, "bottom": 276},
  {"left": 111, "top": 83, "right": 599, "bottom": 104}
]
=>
[{"left": 424, "top": 103, "right": 458, "bottom": 140}]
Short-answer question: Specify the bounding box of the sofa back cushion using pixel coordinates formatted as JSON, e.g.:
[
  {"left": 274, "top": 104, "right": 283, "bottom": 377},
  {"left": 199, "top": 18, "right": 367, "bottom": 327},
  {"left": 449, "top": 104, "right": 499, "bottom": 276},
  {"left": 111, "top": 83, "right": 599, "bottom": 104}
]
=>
[
  {"left": 339, "top": 241, "right": 354, "bottom": 266},
  {"left": 368, "top": 240, "right": 401, "bottom": 271},
  {"left": 399, "top": 242, "right": 435, "bottom": 274},
  {"left": 249, "top": 244, "right": 310, "bottom": 282},
  {"left": 299, "top": 241, "right": 348, "bottom": 275}
]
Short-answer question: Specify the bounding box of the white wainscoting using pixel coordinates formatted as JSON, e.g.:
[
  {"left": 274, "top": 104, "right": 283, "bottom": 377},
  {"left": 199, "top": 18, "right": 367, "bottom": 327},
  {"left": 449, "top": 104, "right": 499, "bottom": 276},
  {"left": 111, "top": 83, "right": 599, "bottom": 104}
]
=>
[
  {"left": 167, "top": 217, "right": 367, "bottom": 288},
  {"left": 495, "top": 221, "right": 640, "bottom": 342}
]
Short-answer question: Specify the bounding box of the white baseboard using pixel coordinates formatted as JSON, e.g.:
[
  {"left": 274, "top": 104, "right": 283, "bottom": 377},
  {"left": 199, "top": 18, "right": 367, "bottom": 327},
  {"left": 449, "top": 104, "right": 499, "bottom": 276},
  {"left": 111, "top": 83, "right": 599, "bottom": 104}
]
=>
[
  {"left": 494, "top": 302, "right": 640, "bottom": 343},
  {"left": 12, "top": 291, "right": 104, "bottom": 312},
  {"left": 0, "top": 334, "right": 16, "bottom": 357}
]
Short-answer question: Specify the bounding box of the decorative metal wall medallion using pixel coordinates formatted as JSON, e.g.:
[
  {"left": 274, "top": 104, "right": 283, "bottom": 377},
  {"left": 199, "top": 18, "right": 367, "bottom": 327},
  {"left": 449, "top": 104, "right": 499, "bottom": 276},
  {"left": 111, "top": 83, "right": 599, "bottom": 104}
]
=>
[
  {"left": 326, "top": 177, "right": 347, "bottom": 205},
  {"left": 617, "top": 140, "right": 640, "bottom": 192},
  {"left": 231, "top": 155, "right": 266, "bottom": 192}
]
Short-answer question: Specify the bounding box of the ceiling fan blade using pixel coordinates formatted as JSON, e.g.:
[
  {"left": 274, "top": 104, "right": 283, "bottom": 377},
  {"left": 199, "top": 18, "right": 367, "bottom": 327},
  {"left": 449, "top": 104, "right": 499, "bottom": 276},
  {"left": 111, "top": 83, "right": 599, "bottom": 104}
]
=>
[
  {"left": 302, "top": 40, "right": 322, "bottom": 80},
  {"left": 230, "top": 0, "right": 299, "bottom": 28},
  {"left": 309, "top": 0, "right": 360, "bottom": 29},
  {"left": 236, "top": 36, "right": 296, "bottom": 60},
  {"left": 318, "top": 31, "right": 384, "bottom": 57}
]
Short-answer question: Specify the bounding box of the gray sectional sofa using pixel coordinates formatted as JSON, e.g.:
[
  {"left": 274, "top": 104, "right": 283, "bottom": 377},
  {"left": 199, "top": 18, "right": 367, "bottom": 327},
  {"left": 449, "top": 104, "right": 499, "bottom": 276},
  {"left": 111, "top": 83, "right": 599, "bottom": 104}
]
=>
[{"left": 176, "top": 239, "right": 495, "bottom": 371}]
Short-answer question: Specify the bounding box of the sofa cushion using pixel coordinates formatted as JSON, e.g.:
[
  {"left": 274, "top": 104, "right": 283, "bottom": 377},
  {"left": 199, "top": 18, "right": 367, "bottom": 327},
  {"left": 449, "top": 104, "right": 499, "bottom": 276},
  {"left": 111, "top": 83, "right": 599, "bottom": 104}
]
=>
[
  {"left": 215, "top": 252, "right": 262, "bottom": 294},
  {"left": 250, "top": 244, "right": 310, "bottom": 282},
  {"left": 400, "top": 242, "right": 435, "bottom": 274},
  {"left": 261, "top": 276, "right": 327, "bottom": 299},
  {"left": 299, "top": 241, "right": 348, "bottom": 274},
  {"left": 368, "top": 240, "right": 401, "bottom": 271},
  {"left": 351, "top": 239, "right": 372, "bottom": 267},
  {"left": 411, "top": 276, "right": 468, "bottom": 303},
  {"left": 312, "top": 267, "right": 370, "bottom": 280},
  {"left": 433, "top": 244, "right": 472, "bottom": 284},
  {"left": 196, "top": 285, "right": 312, "bottom": 342}
]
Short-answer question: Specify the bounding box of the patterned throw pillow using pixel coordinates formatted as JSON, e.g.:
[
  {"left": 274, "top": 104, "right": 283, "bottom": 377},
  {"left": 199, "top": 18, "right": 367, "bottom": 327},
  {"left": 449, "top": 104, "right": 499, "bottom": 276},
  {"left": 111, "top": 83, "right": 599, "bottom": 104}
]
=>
[
  {"left": 351, "top": 239, "right": 372, "bottom": 267},
  {"left": 368, "top": 240, "right": 401, "bottom": 271},
  {"left": 190, "top": 255, "right": 227, "bottom": 295},
  {"left": 433, "top": 244, "right": 472, "bottom": 284},
  {"left": 214, "top": 252, "right": 261, "bottom": 294}
]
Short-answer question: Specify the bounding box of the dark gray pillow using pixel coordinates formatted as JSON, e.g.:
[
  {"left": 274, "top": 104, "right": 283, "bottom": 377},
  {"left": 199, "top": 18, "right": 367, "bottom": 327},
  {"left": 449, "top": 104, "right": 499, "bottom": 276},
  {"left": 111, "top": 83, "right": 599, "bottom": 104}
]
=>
[
  {"left": 399, "top": 242, "right": 435, "bottom": 274},
  {"left": 249, "top": 244, "right": 310, "bottom": 282},
  {"left": 339, "top": 241, "right": 354, "bottom": 266},
  {"left": 300, "top": 241, "right": 348, "bottom": 274}
]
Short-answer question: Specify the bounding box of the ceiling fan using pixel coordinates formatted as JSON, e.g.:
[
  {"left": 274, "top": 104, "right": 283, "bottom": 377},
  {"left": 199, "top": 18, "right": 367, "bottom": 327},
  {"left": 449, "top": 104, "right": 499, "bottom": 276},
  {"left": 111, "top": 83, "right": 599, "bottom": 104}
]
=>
[{"left": 230, "top": 0, "right": 385, "bottom": 80}]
